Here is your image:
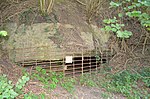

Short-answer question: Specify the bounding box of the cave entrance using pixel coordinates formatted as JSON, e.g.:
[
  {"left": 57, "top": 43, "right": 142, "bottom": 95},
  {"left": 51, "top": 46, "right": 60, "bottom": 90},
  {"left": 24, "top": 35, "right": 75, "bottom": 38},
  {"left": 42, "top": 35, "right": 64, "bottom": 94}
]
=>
[{"left": 9, "top": 46, "right": 113, "bottom": 76}]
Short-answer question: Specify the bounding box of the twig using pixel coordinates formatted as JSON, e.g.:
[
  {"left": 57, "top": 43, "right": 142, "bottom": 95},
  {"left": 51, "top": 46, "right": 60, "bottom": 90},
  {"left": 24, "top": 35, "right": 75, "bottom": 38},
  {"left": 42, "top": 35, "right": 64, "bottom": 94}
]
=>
[
  {"left": 76, "top": 0, "right": 86, "bottom": 6},
  {"left": 3, "top": 8, "right": 37, "bottom": 22},
  {"left": 142, "top": 32, "right": 149, "bottom": 54},
  {"left": 131, "top": 34, "right": 144, "bottom": 52}
]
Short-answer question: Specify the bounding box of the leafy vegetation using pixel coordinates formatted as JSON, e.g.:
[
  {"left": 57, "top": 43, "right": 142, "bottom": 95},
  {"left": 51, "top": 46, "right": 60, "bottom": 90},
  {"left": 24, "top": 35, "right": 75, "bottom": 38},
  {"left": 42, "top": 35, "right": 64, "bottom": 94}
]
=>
[
  {"left": 101, "top": 0, "right": 150, "bottom": 53},
  {"left": 139, "top": 67, "right": 150, "bottom": 87},
  {"left": 79, "top": 74, "right": 97, "bottom": 87},
  {"left": 61, "top": 77, "right": 76, "bottom": 93},
  {"left": 0, "top": 31, "right": 7, "bottom": 37},
  {"left": 101, "top": 17, "right": 132, "bottom": 38},
  {"left": 0, "top": 74, "right": 29, "bottom": 99},
  {"left": 24, "top": 92, "right": 45, "bottom": 99},
  {"left": 102, "top": 0, "right": 150, "bottom": 37},
  {"left": 1, "top": 66, "right": 148, "bottom": 99},
  {"left": 110, "top": 0, "right": 150, "bottom": 31},
  {"left": 32, "top": 66, "right": 76, "bottom": 93},
  {"left": 32, "top": 66, "right": 63, "bottom": 90},
  {"left": 102, "top": 69, "right": 150, "bottom": 99}
]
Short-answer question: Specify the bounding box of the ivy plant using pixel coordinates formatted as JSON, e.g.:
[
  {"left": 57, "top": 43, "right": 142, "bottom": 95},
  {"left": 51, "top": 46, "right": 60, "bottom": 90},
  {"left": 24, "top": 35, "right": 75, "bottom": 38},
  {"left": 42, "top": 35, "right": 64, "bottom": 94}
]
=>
[
  {"left": 0, "top": 75, "right": 18, "bottom": 99},
  {"left": 102, "top": 0, "right": 150, "bottom": 39},
  {"left": 32, "top": 66, "right": 63, "bottom": 90},
  {"left": 0, "top": 74, "right": 29, "bottom": 99},
  {"left": 110, "top": 0, "right": 150, "bottom": 31},
  {"left": 101, "top": 17, "right": 132, "bottom": 38},
  {"left": 15, "top": 76, "right": 30, "bottom": 90}
]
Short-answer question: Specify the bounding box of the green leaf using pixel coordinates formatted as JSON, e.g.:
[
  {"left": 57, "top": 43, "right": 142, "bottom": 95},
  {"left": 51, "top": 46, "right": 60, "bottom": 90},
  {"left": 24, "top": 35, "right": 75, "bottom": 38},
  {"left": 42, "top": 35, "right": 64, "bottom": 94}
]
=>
[
  {"left": 40, "top": 93, "right": 45, "bottom": 99},
  {"left": 105, "top": 26, "right": 112, "bottom": 31},
  {"left": 50, "top": 82, "right": 57, "bottom": 89},
  {"left": 116, "top": 30, "right": 132, "bottom": 38},
  {"left": 126, "top": 0, "right": 130, "bottom": 2},
  {"left": 112, "top": 28, "right": 117, "bottom": 32},
  {"left": 120, "top": 24, "right": 125, "bottom": 27},
  {"left": 101, "top": 28, "right": 105, "bottom": 31},
  {"left": 115, "top": 24, "right": 121, "bottom": 30},
  {"left": 0, "top": 31, "right": 8, "bottom": 36},
  {"left": 116, "top": 31, "right": 123, "bottom": 38},
  {"left": 126, "top": 11, "right": 141, "bottom": 17},
  {"left": 128, "top": 5, "right": 135, "bottom": 9},
  {"left": 110, "top": 1, "right": 122, "bottom": 8},
  {"left": 140, "top": 13, "right": 150, "bottom": 20},
  {"left": 41, "top": 69, "right": 46, "bottom": 75},
  {"left": 22, "top": 76, "right": 30, "bottom": 82},
  {"left": 103, "top": 19, "right": 111, "bottom": 24},
  {"left": 108, "top": 17, "right": 117, "bottom": 23},
  {"left": 139, "top": 0, "right": 150, "bottom": 6},
  {"left": 111, "top": 24, "right": 116, "bottom": 27},
  {"left": 147, "top": 27, "right": 150, "bottom": 31},
  {"left": 36, "top": 67, "right": 42, "bottom": 72},
  {"left": 52, "top": 78, "right": 59, "bottom": 83},
  {"left": 118, "top": 13, "right": 123, "bottom": 18}
]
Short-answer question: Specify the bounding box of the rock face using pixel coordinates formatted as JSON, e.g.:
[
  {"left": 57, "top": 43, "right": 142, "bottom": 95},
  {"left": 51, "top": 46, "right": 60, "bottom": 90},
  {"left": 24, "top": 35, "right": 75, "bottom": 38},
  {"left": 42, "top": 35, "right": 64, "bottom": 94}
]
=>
[
  {"left": 5, "top": 22, "right": 110, "bottom": 62},
  {"left": 0, "top": 0, "right": 111, "bottom": 62}
]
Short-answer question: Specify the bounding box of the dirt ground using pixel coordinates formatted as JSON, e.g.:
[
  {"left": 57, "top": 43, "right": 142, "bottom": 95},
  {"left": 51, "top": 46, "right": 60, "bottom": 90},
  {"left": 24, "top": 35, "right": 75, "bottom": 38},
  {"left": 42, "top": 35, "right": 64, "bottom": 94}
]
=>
[{"left": 0, "top": 0, "right": 150, "bottom": 99}]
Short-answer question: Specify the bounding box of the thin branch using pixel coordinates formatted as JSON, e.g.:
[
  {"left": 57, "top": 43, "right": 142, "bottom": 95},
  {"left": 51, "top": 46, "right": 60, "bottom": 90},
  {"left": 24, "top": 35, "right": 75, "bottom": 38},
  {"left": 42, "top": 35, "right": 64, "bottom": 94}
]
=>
[{"left": 76, "top": 0, "right": 86, "bottom": 6}]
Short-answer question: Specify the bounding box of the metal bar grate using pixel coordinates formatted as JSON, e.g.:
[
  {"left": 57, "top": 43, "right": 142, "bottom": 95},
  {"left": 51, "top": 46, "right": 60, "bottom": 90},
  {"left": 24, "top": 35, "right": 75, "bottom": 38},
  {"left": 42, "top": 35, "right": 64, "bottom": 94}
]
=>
[{"left": 9, "top": 46, "right": 113, "bottom": 76}]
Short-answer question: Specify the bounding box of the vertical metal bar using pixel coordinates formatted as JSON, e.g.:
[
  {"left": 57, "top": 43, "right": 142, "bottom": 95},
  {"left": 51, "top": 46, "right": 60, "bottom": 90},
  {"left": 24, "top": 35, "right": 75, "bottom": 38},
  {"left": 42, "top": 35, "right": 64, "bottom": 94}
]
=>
[
  {"left": 106, "top": 50, "right": 108, "bottom": 64},
  {"left": 49, "top": 47, "right": 51, "bottom": 72},
  {"left": 63, "top": 51, "right": 65, "bottom": 76},
  {"left": 73, "top": 53, "right": 75, "bottom": 77},
  {"left": 96, "top": 48, "right": 98, "bottom": 73},
  {"left": 82, "top": 50, "right": 84, "bottom": 76},
  {"left": 36, "top": 59, "right": 37, "bottom": 67},
  {"left": 50, "top": 59, "right": 51, "bottom": 71},
  {"left": 90, "top": 51, "right": 91, "bottom": 75},
  {"left": 23, "top": 42, "right": 25, "bottom": 67}
]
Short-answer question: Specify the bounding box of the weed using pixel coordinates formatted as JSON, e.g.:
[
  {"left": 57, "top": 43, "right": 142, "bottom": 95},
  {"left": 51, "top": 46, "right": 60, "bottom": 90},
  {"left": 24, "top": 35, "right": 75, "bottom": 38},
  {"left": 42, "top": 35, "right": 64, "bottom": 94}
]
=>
[
  {"left": 139, "top": 67, "right": 150, "bottom": 87},
  {"left": 101, "top": 17, "right": 132, "bottom": 39},
  {"left": 61, "top": 77, "right": 76, "bottom": 94},
  {"left": 101, "top": 92, "right": 111, "bottom": 99},
  {"left": 32, "top": 66, "right": 63, "bottom": 90},
  {"left": 101, "top": 0, "right": 150, "bottom": 52},
  {"left": 24, "top": 92, "right": 45, "bottom": 99},
  {"left": 0, "top": 74, "right": 29, "bottom": 99},
  {"left": 32, "top": 66, "right": 76, "bottom": 93},
  {"left": 102, "top": 70, "right": 149, "bottom": 98},
  {"left": 79, "top": 74, "right": 97, "bottom": 87}
]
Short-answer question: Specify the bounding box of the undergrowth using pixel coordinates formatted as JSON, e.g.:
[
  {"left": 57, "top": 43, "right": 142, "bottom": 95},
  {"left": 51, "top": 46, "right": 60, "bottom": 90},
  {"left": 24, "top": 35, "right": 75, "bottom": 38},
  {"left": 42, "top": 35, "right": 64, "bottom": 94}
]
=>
[
  {"left": 32, "top": 66, "right": 149, "bottom": 98},
  {"left": 32, "top": 66, "right": 63, "bottom": 90},
  {"left": 24, "top": 92, "right": 45, "bottom": 99},
  {"left": 79, "top": 73, "right": 97, "bottom": 87},
  {"left": 100, "top": 68, "right": 150, "bottom": 99},
  {"left": 61, "top": 77, "right": 76, "bottom": 94},
  {"left": 1, "top": 65, "right": 149, "bottom": 99},
  {"left": 32, "top": 66, "right": 76, "bottom": 93},
  {"left": 0, "top": 74, "right": 29, "bottom": 99}
]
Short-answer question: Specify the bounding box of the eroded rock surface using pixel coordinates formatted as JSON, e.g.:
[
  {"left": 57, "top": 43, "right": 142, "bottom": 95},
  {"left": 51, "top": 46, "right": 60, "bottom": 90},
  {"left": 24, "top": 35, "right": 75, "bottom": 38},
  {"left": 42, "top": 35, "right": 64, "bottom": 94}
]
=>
[{"left": 5, "top": 22, "right": 110, "bottom": 61}]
